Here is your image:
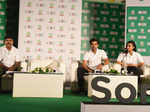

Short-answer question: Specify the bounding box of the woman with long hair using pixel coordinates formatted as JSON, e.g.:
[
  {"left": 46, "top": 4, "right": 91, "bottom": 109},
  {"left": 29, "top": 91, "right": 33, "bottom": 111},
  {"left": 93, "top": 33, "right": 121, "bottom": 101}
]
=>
[{"left": 117, "top": 40, "right": 144, "bottom": 76}]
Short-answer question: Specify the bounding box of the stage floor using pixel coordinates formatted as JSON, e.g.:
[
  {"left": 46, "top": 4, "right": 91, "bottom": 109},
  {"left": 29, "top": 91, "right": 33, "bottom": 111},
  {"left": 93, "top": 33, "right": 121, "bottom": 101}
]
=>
[
  {"left": 0, "top": 90, "right": 91, "bottom": 112},
  {"left": 0, "top": 90, "right": 150, "bottom": 112}
]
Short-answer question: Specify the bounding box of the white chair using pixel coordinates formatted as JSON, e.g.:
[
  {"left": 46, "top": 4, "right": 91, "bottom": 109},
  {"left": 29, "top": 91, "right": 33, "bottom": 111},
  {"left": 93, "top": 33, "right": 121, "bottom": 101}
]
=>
[
  {"left": 70, "top": 60, "right": 110, "bottom": 93},
  {"left": 70, "top": 60, "right": 81, "bottom": 92},
  {"left": 143, "top": 64, "right": 150, "bottom": 77}
]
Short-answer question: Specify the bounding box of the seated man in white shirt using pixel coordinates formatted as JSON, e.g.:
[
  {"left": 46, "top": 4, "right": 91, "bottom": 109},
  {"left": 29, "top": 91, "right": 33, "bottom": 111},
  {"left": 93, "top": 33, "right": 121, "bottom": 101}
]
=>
[
  {"left": 77, "top": 38, "right": 109, "bottom": 93},
  {"left": 0, "top": 37, "right": 21, "bottom": 75}
]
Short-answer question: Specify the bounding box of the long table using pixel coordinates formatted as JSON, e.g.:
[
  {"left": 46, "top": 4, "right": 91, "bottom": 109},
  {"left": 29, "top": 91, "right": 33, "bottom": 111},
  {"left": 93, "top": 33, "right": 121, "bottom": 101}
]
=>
[{"left": 13, "top": 72, "right": 64, "bottom": 98}]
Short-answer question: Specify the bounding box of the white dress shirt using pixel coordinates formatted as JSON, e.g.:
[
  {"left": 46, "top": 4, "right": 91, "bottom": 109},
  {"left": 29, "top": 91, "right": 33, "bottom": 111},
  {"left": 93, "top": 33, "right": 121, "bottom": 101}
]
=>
[
  {"left": 117, "top": 51, "right": 144, "bottom": 65},
  {"left": 0, "top": 45, "right": 21, "bottom": 67},
  {"left": 83, "top": 49, "right": 108, "bottom": 70}
]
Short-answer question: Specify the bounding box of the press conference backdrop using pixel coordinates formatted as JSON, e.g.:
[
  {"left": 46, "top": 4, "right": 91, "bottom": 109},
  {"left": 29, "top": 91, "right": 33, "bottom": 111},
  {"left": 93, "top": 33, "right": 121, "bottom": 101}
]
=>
[
  {"left": 0, "top": 0, "right": 6, "bottom": 47},
  {"left": 126, "top": 0, "right": 150, "bottom": 64},
  {"left": 84, "top": 0, "right": 124, "bottom": 3},
  {"left": 18, "top": 0, "right": 125, "bottom": 81},
  {"left": 18, "top": 0, "right": 82, "bottom": 81},
  {"left": 81, "top": 0, "right": 125, "bottom": 60}
]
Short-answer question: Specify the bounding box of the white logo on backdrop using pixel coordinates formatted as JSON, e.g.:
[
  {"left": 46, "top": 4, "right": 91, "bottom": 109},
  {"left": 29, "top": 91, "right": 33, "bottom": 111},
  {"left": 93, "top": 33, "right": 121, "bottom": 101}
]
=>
[{"left": 18, "top": 0, "right": 82, "bottom": 81}]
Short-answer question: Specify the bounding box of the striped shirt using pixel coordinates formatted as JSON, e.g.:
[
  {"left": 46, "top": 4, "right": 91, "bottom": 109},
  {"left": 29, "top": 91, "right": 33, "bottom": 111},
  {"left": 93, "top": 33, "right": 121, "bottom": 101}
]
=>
[{"left": 83, "top": 49, "right": 108, "bottom": 70}]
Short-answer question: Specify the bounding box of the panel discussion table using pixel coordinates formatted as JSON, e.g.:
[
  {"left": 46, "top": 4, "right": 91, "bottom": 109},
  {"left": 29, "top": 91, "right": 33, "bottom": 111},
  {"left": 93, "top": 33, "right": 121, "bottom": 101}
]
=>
[
  {"left": 87, "top": 73, "right": 138, "bottom": 98},
  {"left": 13, "top": 72, "right": 64, "bottom": 98}
]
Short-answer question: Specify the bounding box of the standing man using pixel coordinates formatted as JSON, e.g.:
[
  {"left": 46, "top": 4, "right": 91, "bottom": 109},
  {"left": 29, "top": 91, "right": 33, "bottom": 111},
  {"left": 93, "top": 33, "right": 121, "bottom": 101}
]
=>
[
  {"left": 0, "top": 37, "right": 21, "bottom": 75},
  {"left": 77, "top": 38, "right": 109, "bottom": 93}
]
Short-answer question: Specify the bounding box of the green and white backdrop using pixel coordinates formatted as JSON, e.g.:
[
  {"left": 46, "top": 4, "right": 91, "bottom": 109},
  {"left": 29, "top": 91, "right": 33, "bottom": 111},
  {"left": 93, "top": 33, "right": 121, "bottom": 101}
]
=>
[
  {"left": 18, "top": 0, "right": 82, "bottom": 81},
  {"left": 8, "top": 0, "right": 149, "bottom": 81},
  {"left": 18, "top": 0, "right": 125, "bottom": 81},
  {"left": 0, "top": 0, "right": 6, "bottom": 47},
  {"left": 0, "top": 0, "right": 149, "bottom": 82},
  {"left": 81, "top": 0, "right": 125, "bottom": 60},
  {"left": 126, "top": 0, "right": 150, "bottom": 64}
]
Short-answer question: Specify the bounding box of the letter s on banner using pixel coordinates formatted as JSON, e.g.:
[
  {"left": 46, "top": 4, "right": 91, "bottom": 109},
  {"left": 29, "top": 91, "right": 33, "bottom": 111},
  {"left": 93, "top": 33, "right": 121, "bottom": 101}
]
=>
[{"left": 91, "top": 76, "right": 111, "bottom": 103}]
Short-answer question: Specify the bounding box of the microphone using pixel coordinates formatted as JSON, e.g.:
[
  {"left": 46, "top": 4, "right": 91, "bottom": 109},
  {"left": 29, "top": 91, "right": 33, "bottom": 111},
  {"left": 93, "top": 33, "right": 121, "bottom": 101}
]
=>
[{"left": 123, "top": 48, "right": 128, "bottom": 54}]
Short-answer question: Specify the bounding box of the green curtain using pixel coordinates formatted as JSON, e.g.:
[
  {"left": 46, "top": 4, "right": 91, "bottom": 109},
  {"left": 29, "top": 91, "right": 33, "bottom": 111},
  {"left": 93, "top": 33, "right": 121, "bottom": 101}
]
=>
[{"left": 0, "top": 0, "right": 6, "bottom": 47}]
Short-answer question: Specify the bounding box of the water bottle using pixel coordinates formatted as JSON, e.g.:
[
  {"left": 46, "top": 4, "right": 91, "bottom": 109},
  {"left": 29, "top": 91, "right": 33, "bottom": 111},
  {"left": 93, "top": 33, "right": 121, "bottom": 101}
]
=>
[{"left": 26, "top": 56, "right": 31, "bottom": 72}]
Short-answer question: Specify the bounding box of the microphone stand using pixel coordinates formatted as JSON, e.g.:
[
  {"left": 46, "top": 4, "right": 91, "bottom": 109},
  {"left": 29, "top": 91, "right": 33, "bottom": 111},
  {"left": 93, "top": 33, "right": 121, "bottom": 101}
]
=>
[
  {"left": 124, "top": 56, "right": 128, "bottom": 75},
  {"left": 122, "top": 51, "right": 128, "bottom": 75}
]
